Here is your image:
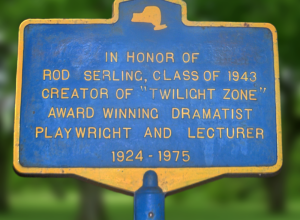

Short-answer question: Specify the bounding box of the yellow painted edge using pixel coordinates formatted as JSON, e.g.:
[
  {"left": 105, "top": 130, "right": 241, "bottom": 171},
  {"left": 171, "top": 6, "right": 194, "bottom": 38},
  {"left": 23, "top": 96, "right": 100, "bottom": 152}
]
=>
[{"left": 14, "top": 0, "right": 282, "bottom": 194}]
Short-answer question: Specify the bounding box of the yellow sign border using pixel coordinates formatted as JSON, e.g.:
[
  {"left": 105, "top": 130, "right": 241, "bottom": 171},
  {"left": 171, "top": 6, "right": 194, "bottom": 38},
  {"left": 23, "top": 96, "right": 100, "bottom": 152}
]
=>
[{"left": 13, "top": 0, "right": 282, "bottom": 194}]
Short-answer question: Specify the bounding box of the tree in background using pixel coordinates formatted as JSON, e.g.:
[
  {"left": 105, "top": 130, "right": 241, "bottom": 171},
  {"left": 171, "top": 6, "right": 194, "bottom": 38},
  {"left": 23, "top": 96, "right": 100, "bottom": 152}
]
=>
[
  {"left": 185, "top": 0, "right": 300, "bottom": 212},
  {"left": 0, "top": 0, "right": 112, "bottom": 218},
  {"left": 0, "top": 29, "right": 14, "bottom": 212},
  {"left": 79, "top": 182, "right": 107, "bottom": 220}
]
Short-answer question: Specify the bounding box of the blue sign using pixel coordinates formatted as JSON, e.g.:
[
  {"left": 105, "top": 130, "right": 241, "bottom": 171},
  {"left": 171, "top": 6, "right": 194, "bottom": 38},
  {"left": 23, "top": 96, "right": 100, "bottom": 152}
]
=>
[{"left": 14, "top": 0, "right": 281, "bottom": 192}]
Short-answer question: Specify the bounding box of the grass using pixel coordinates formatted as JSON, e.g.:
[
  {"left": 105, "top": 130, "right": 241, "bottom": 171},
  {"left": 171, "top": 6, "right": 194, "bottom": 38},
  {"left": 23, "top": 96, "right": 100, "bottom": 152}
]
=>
[{"left": 1, "top": 186, "right": 300, "bottom": 220}]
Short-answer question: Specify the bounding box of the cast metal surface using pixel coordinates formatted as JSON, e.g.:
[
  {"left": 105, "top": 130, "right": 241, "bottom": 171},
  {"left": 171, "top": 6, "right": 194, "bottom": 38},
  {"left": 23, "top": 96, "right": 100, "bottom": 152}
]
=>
[
  {"left": 135, "top": 171, "right": 165, "bottom": 220},
  {"left": 14, "top": 0, "right": 282, "bottom": 194}
]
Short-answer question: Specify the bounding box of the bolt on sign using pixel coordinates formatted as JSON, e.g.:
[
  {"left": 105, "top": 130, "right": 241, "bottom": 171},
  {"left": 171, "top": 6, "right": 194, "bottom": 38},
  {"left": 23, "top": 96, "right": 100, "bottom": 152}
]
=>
[{"left": 14, "top": 0, "right": 282, "bottom": 194}]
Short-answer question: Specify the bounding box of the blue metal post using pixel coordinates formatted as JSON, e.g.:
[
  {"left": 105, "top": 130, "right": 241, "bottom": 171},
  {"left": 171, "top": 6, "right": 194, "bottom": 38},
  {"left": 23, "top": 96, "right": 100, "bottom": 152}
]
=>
[{"left": 134, "top": 170, "right": 165, "bottom": 220}]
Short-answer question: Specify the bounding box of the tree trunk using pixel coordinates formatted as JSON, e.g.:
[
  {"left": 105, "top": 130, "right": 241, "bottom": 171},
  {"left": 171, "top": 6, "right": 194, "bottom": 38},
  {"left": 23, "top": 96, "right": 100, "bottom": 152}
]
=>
[
  {"left": 0, "top": 135, "right": 11, "bottom": 212},
  {"left": 78, "top": 181, "right": 107, "bottom": 220}
]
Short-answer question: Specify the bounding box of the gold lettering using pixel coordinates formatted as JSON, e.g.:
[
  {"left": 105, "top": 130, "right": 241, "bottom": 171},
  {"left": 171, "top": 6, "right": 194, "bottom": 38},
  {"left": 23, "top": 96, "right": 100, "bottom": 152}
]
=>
[
  {"left": 80, "top": 88, "right": 88, "bottom": 99},
  {"left": 93, "top": 70, "right": 101, "bottom": 81},
  {"left": 222, "top": 108, "right": 229, "bottom": 119},
  {"left": 42, "top": 89, "right": 49, "bottom": 99},
  {"left": 111, "top": 52, "right": 117, "bottom": 62},
  {"left": 137, "top": 52, "right": 144, "bottom": 63},
  {"left": 103, "top": 108, "right": 113, "bottom": 118},
  {"left": 144, "top": 127, "right": 152, "bottom": 138},
  {"left": 45, "top": 127, "right": 52, "bottom": 138},
  {"left": 237, "top": 127, "right": 245, "bottom": 138},
  {"left": 164, "top": 128, "right": 171, "bottom": 138},
  {"left": 123, "top": 127, "right": 131, "bottom": 138},
  {"left": 88, "top": 127, "right": 96, "bottom": 138},
  {"left": 103, "top": 70, "right": 111, "bottom": 81},
  {"left": 227, "top": 128, "right": 234, "bottom": 139},
  {"left": 127, "top": 52, "right": 134, "bottom": 62},
  {"left": 216, "top": 127, "right": 224, "bottom": 138},
  {"left": 236, "top": 109, "right": 243, "bottom": 120},
  {"left": 172, "top": 108, "right": 180, "bottom": 119},
  {"left": 203, "top": 109, "right": 211, "bottom": 119},
  {"left": 166, "top": 52, "right": 174, "bottom": 62},
  {"left": 84, "top": 71, "right": 92, "bottom": 81},
  {"left": 53, "top": 70, "right": 60, "bottom": 80},
  {"left": 103, "top": 128, "right": 111, "bottom": 139},
  {"left": 174, "top": 71, "right": 181, "bottom": 80},
  {"left": 113, "top": 127, "right": 121, "bottom": 138},
  {"left": 247, "top": 128, "right": 254, "bottom": 138},
  {"left": 188, "top": 127, "right": 195, "bottom": 138},
  {"left": 51, "top": 88, "right": 59, "bottom": 98},
  {"left": 256, "top": 128, "right": 264, "bottom": 139},
  {"left": 87, "top": 107, "right": 94, "bottom": 118},
  {"left": 198, "top": 89, "right": 205, "bottom": 99},
  {"left": 249, "top": 90, "right": 257, "bottom": 100},
  {"left": 43, "top": 69, "right": 51, "bottom": 80},
  {"left": 207, "top": 128, "right": 214, "bottom": 138},
  {"left": 182, "top": 108, "right": 190, "bottom": 119},
  {"left": 245, "top": 109, "right": 252, "bottom": 119},
  {"left": 64, "top": 128, "right": 72, "bottom": 139},
  {"left": 36, "top": 127, "right": 43, "bottom": 138},
  {"left": 213, "top": 109, "right": 221, "bottom": 119},
  {"left": 62, "top": 70, "right": 69, "bottom": 80},
  {"left": 154, "top": 127, "right": 161, "bottom": 138},
  {"left": 156, "top": 53, "right": 163, "bottom": 63},
  {"left": 57, "top": 108, "right": 66, "bottom": 118},
  {"left": 77, "top": 107, "right": 84, "bottom": 118},
  {"left": 48, "top": 107, "right": 56, "bottom": 118},
  {"left": 192, "top": 109, "right": 201, "bottom": 119},
  {"left": 66, "top": 108, "right": 75, "bottom": 118},
  {"left": 61, "top": 88, "right": 69, "bottom": 99},
  {"left": 71, "top": 88, "right": 79, "bottom": 99},
  {"left": 75, "top": 127, "right": 85, "bottom": 138},
  {"left": 55, "top": 127, "right": 63, "bottom": 138},
  {"left": 223, "top": 89, "right": 230, "bottom": 100},
  {"left": 197, "top": 128, "right": 205, "bottom": 138},
  {"left": 90, "top": 88, "right": 98, "bottom": 99}
]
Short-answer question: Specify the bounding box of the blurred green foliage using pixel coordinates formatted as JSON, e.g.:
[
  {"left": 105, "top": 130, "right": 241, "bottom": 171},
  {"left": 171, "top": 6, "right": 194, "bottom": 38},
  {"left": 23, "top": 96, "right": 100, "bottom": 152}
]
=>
[{"left": 0, "top": 0, "right": 300, "bottom": 219}]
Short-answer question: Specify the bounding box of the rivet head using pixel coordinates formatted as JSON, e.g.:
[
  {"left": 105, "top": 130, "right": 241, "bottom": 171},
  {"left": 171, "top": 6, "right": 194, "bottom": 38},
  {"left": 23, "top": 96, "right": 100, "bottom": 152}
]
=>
[{"left": 148, "top": 212, "right": 154, "bottom": 218}]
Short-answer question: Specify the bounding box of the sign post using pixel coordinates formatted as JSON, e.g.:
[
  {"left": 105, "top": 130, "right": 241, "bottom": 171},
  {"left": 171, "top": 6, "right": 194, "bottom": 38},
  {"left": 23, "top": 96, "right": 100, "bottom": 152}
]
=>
[
  {"left": 134, "top": 171, "right": 165, "bottom": 219},
  {"left": 14, "top": 0, "right": 282, "bottom": 219}
]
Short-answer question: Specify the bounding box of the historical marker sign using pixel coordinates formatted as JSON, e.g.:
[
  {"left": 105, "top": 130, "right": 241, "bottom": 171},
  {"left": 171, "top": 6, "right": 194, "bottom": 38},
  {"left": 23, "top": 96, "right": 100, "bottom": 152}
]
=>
[{"left": 14, "top": 0, "right": 282, "bottom": 193}]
